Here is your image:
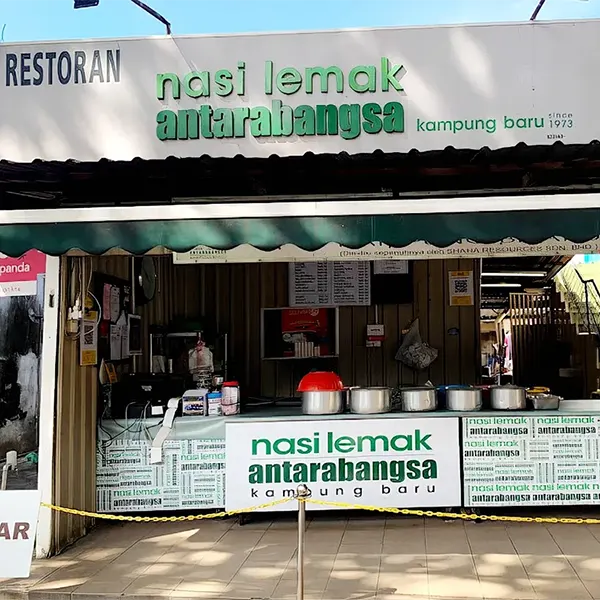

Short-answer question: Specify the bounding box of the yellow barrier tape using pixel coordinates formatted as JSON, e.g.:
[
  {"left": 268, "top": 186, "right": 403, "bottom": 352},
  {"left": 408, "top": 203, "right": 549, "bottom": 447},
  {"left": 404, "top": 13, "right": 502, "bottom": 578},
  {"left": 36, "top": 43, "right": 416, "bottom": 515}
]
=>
[
  {"left": 39, "top": 496, "right": 600, "bottom": 525},
  {"left": 39, "top": 498, "right": 292, "bottom": 522},
  {"left": 302, "top": 498, "right": 599, "bottom": 524}
]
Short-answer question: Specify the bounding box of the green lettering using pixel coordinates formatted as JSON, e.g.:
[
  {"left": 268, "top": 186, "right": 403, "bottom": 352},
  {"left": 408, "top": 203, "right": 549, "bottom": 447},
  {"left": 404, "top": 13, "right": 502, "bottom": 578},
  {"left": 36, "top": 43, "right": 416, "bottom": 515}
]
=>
[
  {"left": 198, "top": 105, "right": 214, "bottom": 139},
  {"left": 294, "top": 105, "right": 315, "bottom": 136},
  {"left": 237, "top": 61, "right": 246, "bottom": 96},
  {"left": 156, "top": 72, "right": 180, "bottom": 100},
  {"left": 248, "top": 464, "right": 263, "bottom": 484},
  {"left": 252, "top": 438, "right": 271, "bottom": 456},
  {"left": 177, "top": 109, "right": 199, "bottom": 140},
  {"left": 264, "top": 60, "right": 273, "bottom": 94},
  {"left": 183, "top": 71, "right": 210, "bottom": 98},
  {"left": 276, "top": 67, "right": 302, "bottom": 94},
  {"left": 339, "top": 104, "right": 360, "bottom": 140},
  {"left": 316, "top": 104, "right": 338, "bottom": 135},
  {"left": 156, "top": 110, "right": 176, "bottom": 140},
  {"left": 250, "top": 106, "right": 271, "bottom": 136},
  {"left": 355, "top": 461, "right": 370, "bottom": 481},
  {"left": 334, "top": 435, "right": 355, "bottom": 453},
  {"left": 233, "top": 107, "right": 249, "bottom": 137},
  {"left": 272, "top": 100, "right": 293, "bottom": 136},
  {"left": 362, "top": 103, "right": 382, "bottom": 134},
  {"left": 415, "top": 430, "right": 432, "bottom": 451},
  {"left": 215, "top": 69, "right": 233, "bottom": 96},
  {"left": 381, "top": 58, "right": 404, "bottom": 92},
  {"left": 349, "top": 65, "right": 376, "bottom": 93},
  {"left": 383, "top": 102, "right": 405, "bottom": 134},
  {"left": 305, "top": 66, "right": 343, "bottom": 93},
  {"left": 273, "top": 437, "right": 294, "bottom": 455},
  {"left": 390, "top": 434, "right": 411, "bottom": 452},
  {"left": 422, "top": 459, "right": 437, "bottom": 479}
]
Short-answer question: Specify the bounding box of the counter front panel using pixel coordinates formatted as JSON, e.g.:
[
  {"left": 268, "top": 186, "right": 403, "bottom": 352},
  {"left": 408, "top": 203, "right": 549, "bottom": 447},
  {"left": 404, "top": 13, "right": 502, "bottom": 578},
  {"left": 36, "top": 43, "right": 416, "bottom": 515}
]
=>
[
  {"left": 97, "top": 417, "right": 226, "bottom": 513},
  {"left": 463, "top": 414, "right": 600, "bottom": 507}
]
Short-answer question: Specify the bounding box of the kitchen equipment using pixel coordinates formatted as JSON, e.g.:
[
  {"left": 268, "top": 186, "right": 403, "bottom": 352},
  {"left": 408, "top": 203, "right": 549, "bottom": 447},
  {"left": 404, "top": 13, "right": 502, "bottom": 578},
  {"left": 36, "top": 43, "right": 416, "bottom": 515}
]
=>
[
  {"left": 526, "top": 392, "right": 561, "bottom": 410},
  {"left": 297, "top": 371, "right": 344, "bottom": 392},
  {"left": 490, "top": 385, "right": 526, "bottom": 410},
  {"left": 446, "top": 387, "right": 482, "bottom": 411},
  {"left": 348, "top": 387, "right": 391, "bottom": 414},
  {"left": 400, "top": 387, "right": 438, "bottom": 412},
  {"left": 437, "top": 384, "right": 470, "bottom": 408},
  {"left": 302, "top": 391, "right": 344, "bottom": 415}
]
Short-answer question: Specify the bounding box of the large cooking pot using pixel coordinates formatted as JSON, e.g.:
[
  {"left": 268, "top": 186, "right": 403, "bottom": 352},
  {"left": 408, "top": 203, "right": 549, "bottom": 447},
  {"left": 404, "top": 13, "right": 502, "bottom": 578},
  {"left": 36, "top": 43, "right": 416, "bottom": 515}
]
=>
[
  {"left": 349, "top": 387, "right": 391, "bottom": 414},
  {"left": 302, "top": 391, "right": 344, "bottom": 415},
  {"left": 437, "top": 384, "right": 470, "bottom": 408},
  {"left": 446, "top": 387, "right": 482, "bottom": 411},
  {"left": 490, "top": 385, "right": 526, "bottom": 410},
  {"left": 400, "top": 387, "right": 437, "bottom": 412}
]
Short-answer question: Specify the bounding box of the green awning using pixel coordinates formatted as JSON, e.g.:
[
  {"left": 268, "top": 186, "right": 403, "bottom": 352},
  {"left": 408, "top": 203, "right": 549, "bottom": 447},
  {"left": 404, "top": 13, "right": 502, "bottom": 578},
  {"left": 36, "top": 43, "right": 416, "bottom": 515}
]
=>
[{"left": 1, "top": 208, "right": 600, "bottom": 256}]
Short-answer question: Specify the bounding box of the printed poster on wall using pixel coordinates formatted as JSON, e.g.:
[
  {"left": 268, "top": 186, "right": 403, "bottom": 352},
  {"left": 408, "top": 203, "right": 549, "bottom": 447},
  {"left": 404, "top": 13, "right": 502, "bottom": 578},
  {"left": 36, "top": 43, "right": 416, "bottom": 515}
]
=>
[
  {"left": 448, "top": 270, "right": 474, "bottom": 306},
  {"left": 225, "top": 417, "right": 461, "bottom": 511},
  {"left": 96, "top": 438, "right": 225, "bottom": 512},
  {"left": 463, "top": 415, "right": 600, "bottom": 507}
]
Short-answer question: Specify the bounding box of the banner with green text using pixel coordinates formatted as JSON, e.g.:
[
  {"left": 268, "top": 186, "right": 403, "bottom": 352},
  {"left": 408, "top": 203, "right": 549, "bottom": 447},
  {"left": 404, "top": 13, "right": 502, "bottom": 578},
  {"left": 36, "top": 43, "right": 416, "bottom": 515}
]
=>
[
  {"left": 1, "top": 19, "right": 599, "bottom": 161},
  {"left": 225, "top": 417, "right": 461, "bottom": 511}
]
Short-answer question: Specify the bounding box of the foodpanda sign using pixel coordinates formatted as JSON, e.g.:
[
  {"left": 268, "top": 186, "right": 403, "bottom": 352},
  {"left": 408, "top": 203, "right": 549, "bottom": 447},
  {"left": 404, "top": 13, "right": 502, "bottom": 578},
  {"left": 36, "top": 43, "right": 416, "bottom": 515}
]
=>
[{"left": 0, "top": 491, "right": 41, "bottom": 577}]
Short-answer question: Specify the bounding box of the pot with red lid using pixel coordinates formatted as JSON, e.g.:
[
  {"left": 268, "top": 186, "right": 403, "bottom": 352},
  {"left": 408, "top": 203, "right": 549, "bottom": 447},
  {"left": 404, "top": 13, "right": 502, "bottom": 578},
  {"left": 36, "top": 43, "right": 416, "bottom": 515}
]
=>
[{"left": 298, "top": 371, "right": 344, "bottom": 415}]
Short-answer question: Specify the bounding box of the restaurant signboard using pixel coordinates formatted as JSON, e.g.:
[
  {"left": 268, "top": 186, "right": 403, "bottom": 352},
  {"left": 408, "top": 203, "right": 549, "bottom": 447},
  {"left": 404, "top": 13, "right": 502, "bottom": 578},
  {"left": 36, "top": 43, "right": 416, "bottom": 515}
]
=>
[
  {"left": 1, "top": 20, "right": 600, "bottom": 161},
  {"left": 463, "top": 416, "right": 600, "bottom": 506},
  {"left": 225, "top": 417, "right": 461, "bottom": 511}
]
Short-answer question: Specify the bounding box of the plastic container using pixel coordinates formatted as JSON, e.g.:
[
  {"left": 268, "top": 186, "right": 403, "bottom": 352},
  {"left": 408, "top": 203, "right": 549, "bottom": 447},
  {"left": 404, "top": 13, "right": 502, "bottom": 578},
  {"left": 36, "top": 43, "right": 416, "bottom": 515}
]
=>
[
  {"left": 207, "top": 392, "right": 223, "bottom": 416},
  {"left": 222, "top": 381, "right": 240, "bottom": 416},
  {"left": 297, "top": 371, "right": 344, "bottom": 392},
  {"left": 182, "top": 388, "right": 208, "bottom": 416}
]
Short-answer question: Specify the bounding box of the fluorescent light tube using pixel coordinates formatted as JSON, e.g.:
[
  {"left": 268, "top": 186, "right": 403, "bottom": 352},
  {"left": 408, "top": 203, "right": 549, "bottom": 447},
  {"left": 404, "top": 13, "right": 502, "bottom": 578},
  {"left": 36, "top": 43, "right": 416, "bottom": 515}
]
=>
[
  {"left": 481, "top": 283, "right": 522, "bottom": 288},
  {"left": 482, "top": 271, "right": 546, "bottom": 277}
]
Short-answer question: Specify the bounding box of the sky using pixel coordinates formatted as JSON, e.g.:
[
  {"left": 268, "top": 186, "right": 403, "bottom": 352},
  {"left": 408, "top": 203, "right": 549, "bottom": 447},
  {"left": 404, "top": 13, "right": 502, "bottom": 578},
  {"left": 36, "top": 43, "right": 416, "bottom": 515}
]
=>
[{"left": 0, "top": 0, "right": 599, "bottom": 43}]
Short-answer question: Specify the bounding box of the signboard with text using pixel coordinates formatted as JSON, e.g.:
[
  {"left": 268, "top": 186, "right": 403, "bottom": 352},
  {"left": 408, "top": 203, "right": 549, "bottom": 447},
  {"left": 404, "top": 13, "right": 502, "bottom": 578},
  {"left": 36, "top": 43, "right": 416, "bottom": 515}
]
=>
[
  {"left": 2, "top": 21, "right": 600, "bottom": 161},
  {"left": 0, "top": 491, "right": 40, "bottom": 578},
  {"left": 225, "top": 417, "right": 461, "bottom": 511},
  {"left": 96, "top": 438, "right": 225, "bottom": 512},
  {"left": 0, "top": 251, "right": 46, "bottom": 297},
  {"left": 463, "top": 415, "right": 600, "bottom": 507}
]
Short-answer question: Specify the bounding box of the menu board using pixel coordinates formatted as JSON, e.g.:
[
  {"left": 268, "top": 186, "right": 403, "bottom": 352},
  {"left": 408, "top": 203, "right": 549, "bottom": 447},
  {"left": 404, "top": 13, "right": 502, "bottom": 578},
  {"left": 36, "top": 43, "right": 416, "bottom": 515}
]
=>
[
  {"left": 463, "top": 415, "right": 600, "bottom": 507},
  {"left": 96, "top": 438, "right": 225, "bottom": 512},
  {"left": 289, "top": 261, "right": 371, "bottom": 306}
]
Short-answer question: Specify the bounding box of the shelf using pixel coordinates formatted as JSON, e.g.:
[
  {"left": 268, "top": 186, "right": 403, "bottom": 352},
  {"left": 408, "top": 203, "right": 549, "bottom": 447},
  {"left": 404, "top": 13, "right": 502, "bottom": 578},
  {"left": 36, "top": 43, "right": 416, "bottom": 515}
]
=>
[
  {"left": 165, "top": 332, "right": 202, "bottom": 338},
  {"left": 262, "top": 355, "right": 339, "bottom": 361}
]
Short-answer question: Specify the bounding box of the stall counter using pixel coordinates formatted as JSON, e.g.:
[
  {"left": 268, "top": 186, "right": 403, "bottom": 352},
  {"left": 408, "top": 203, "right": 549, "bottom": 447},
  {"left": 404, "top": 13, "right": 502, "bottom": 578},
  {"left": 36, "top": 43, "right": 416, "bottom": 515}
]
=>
[{"left": 96, "top": 403, "right": 600, "bottom": 513}]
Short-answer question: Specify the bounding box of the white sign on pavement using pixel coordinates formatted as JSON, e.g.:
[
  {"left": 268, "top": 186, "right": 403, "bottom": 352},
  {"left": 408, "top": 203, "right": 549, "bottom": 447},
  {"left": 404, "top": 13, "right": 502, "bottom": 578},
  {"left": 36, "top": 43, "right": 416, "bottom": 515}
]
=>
[
  {"left": 0, "top": 491, "right": 41, "bottom": 578},
  {"left": 225, "top": 417, "right": 461, "bottom": 511}
]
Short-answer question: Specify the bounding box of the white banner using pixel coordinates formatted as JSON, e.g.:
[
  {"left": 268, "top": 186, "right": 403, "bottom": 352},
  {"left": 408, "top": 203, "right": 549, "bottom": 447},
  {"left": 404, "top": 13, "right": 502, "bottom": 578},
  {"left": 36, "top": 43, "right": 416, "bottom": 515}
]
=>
[
  {"left": 2, "top": 21, "right": 600, "bottom": 161},
  {"left": 173, "top": 238, "right": 600, "bottom": 264},
  {"left": 225, "top": 418, "right": 461, "bottom": 511},
  {"left": 463, "top": 415, "right": 600, "bottom": 507},
  {"left": 0, "top": 491, "right": 40, "bottom": 578}
]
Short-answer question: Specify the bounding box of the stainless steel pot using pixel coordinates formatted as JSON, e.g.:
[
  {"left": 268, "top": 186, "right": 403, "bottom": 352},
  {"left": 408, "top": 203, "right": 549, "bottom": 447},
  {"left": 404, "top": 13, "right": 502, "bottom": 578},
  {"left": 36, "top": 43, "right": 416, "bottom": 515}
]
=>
[
  {"left": 490, "top": 385, "right": 526, "bottom": 410},
  {"left": 400, "top": 387, "right": 437, "bottom": 412},
  {"left": 349, "top": 387, "right": 391, "bottom": 414},
  {"left": 302, "top": 391, "right": 344, "bottom": 415},
  {"left": 446, "top": 387, "right": 482, "bottom": 411},
  {"left": 527, "top": 393, "right": 561, "bottom": 410}
]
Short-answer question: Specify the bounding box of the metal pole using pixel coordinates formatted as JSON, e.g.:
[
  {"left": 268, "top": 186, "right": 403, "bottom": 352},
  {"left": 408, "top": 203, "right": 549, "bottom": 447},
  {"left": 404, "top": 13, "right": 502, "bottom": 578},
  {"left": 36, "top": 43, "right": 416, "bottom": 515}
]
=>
[
  {"left": 530, "top": 0, "right": 546, "bottom": 20},
  {"left": 296, "top": 484, "right": 310, "bottom": 600},
  {"left": 131, "top": 257, "right": 137, "bottom": 373}
]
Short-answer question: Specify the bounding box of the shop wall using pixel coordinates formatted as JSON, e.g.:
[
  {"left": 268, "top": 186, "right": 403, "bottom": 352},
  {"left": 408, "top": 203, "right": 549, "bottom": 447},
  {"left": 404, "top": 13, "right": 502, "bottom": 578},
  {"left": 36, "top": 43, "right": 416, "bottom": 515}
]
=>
[
  {"left": 143, "top": 257, "right": 481, "bottom": 396},
  {"left": 54, "top": 256, "right": 131, "bottom": 552}
]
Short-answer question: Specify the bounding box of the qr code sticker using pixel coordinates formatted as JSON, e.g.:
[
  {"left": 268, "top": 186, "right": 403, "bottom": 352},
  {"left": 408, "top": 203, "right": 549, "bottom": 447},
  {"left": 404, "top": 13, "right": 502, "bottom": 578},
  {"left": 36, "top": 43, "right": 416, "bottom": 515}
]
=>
[
  {"left": 83, "top": 322, "right": 94, "bottom": 345},
  {"left": 453, "top": 278, "right": 469, "bottom": 294}
]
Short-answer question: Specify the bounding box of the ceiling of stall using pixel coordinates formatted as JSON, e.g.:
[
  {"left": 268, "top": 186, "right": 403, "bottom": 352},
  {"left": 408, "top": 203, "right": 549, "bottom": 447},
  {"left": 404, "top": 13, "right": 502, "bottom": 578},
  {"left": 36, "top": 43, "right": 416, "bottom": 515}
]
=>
[{"left": 480, "top": 255, "right": 570, "bottom": 310}]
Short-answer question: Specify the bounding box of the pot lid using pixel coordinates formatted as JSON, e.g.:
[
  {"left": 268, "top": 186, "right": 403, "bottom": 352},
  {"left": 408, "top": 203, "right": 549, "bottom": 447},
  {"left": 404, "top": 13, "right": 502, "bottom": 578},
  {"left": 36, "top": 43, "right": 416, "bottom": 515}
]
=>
[{"left": 297, "top": 371, "right": 344, "bottom": 392}]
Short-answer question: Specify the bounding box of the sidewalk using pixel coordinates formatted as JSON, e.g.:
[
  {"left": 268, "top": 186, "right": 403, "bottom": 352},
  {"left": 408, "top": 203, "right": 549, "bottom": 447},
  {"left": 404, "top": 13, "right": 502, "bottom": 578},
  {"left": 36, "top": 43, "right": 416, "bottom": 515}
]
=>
[{"left": 2, "top": 513, "right": 600, "bottom": 600}]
